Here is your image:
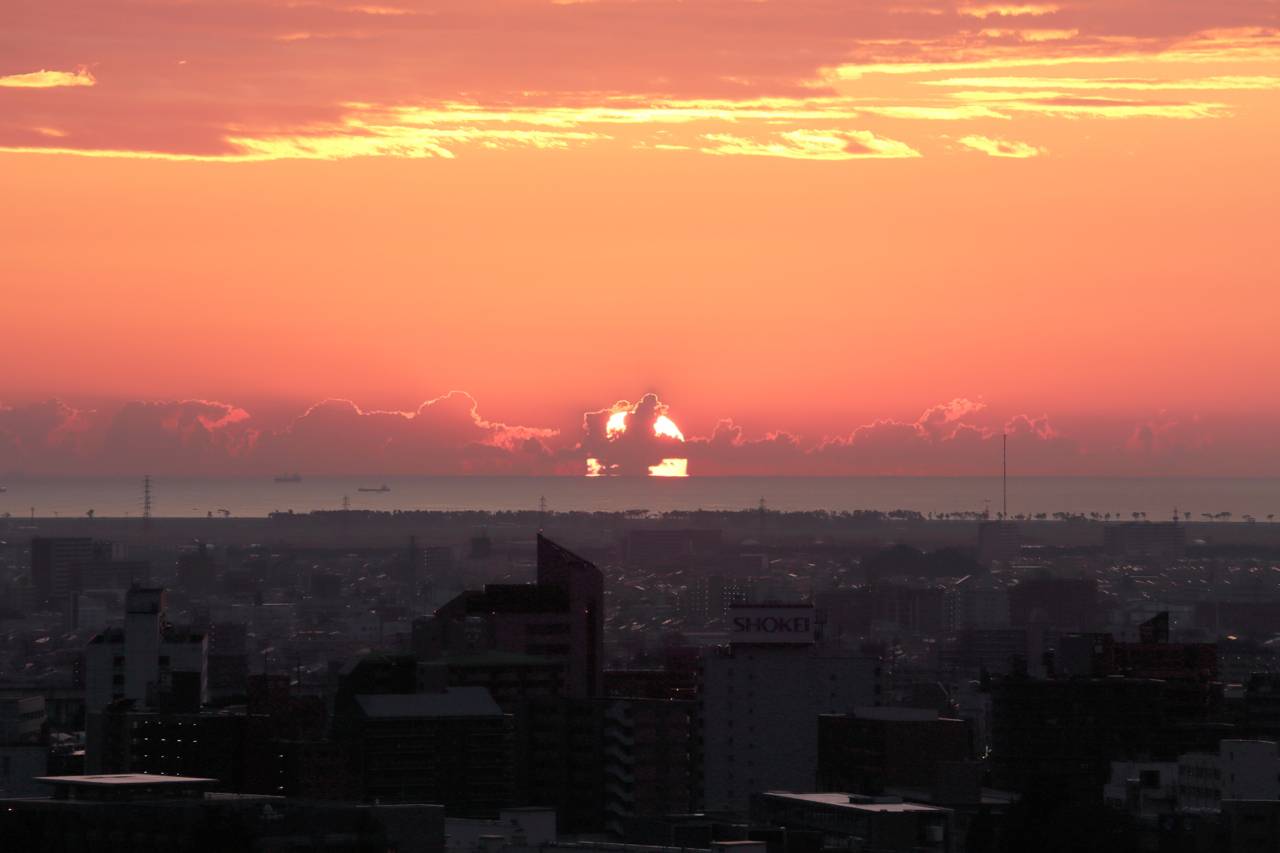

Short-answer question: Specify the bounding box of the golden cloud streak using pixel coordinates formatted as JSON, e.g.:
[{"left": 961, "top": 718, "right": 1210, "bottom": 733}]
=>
[
  {"left": 925, "top": 75, "right": 1280, "bottom": 91},
  {"left": 958, "top": 134, "right": 1044, "bottom": 157},
  {"left": 959, "top": 3, "right": 1061, "bottom": 19},
  {"left": 0, "top": 68, "right": 96, "bottom": 89},
  {"left": 946, "top": 90, "right": 1227, "bottom": 118},
  {"left": 701, "top": 129, "right": 921, "bottom": 160}
]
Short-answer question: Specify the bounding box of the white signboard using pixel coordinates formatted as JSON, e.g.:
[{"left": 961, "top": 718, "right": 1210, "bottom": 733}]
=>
[{"left": 729, "top": 606, "right": 816, "bottom": 644}]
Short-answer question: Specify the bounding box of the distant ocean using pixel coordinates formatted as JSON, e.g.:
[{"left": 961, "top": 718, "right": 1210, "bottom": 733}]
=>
[{"left": 0, "top": 477, "right": 1276, "bottom": 520}]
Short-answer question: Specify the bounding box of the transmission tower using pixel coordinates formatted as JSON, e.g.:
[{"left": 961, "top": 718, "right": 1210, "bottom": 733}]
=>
[{"left": 142, "top": 475, "right": 153, "bottom": 533}]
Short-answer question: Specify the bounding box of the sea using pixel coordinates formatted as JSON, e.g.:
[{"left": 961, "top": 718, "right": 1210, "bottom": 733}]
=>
[{"left": 0, "top": 477, "right": 1276, "bottom": 520}]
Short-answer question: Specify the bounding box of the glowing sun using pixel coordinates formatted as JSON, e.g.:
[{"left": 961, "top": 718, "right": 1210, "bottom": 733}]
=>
[{"left": 587, "top": 406, "right": 689, "bottom": 477}]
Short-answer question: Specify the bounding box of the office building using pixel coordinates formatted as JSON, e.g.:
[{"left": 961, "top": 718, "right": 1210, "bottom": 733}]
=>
[{"left": 701, "top": 605, "right": 880, "bottom": 813}]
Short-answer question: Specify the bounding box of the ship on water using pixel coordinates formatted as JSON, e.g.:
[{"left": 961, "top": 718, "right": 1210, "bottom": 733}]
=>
[
  {"left": 357, "top": 484, "right": 391, "bottom": 493},
  {"left": 274, "top": 473, "right": 303, "bottom": 483}
]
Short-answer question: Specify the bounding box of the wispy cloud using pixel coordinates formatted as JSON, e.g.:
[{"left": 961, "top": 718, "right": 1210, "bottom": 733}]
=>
[
  {"left": 0, "top": 67, "right": 96, "bottom": 89},
  {"left": 959, "top": 3, "right": 1061, "bottom": 19},
  {"left": 958, "top": 134, "right": 1044, "bottom": 157},
  {"left": 926, "top": 75, "right": 1280, "bottom": 91},
  {"left": 701, "top": 129, "right": 921, "bottom": 160}
]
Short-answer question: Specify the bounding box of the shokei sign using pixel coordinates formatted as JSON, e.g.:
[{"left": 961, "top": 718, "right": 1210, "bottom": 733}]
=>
[{"left": 729, "top": 606, "right": 816, "bottom": 644}]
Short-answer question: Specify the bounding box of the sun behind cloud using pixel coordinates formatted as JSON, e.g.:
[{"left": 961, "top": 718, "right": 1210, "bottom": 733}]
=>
[{"left": 583, "top": 395, "right": 689, "bottom": 477}]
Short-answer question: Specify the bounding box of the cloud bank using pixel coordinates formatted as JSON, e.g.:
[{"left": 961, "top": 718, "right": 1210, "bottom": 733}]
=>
[{"left": 1, "top": 393, "right": 1274, "bottom": 477}]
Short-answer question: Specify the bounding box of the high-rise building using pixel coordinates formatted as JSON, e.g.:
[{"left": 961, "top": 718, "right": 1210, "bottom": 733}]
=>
[
  {"left": 536, "top": 534, "right": 604, "bottom": 698},
  {"left": 416, "top": 535, "right": 603, "bottom": 698},
  {"left": 700, "top": 605, "right": 880, "bottom": 813},
  {"left": 601, "top": 696, "right": 699, "bottom": 834},
  {"left": 83, "top": 587, "right": 208, "bottom": 713}
]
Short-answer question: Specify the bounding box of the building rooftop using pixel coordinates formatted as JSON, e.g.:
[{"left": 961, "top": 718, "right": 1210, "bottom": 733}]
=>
[
  {"left": 35, "top": 774, "right": 217, "bottom": 788},
  {"left": 759, "top": 791, "right": 949, "bottom": 814}
]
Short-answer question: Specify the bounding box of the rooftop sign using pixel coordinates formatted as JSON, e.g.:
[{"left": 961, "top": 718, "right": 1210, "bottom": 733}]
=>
[{"left": 729, "top": 605, "right": 816, "bottom": 645}]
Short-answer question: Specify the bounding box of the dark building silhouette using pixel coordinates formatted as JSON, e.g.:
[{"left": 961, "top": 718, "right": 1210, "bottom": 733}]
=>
[
  {"left": 818, "top": 709, "right": 973, "bottom": 795},
  {"left": 536, "top": 534, "right": 604, "bottom": 698},
  {"left": 750, "top": 791, "right": 952, "bottom": 853},
  {"left": 345, "top": 690, "right": 513, "bottom": 815},
  {"left": 416, "top": 535, "right": 603, "bottom": 699},
  {"left": 0, "top": 774, "right": 445, "bottom": 853},
  {"left": 600, "top": 696, "right": 699, "bottom": 834},
  {"left": 990, "top": 677, "right": 1225, "bottom": 799}
]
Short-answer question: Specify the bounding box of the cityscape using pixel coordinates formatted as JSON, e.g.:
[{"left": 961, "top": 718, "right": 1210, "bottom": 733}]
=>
[
  {"left": 4, "top": 0, "right": 1280, "bottom": 850},
  {"left": 3, "top": 503, "right": 1280, "bottom": 851}
]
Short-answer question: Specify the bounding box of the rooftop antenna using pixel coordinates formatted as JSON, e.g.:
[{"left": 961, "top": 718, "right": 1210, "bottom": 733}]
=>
[
  {"left": 143, "top": 475, "right": 153, "bottom": 533},
  {"left": 538, "top": 495, "right": 548, "bottom": 532},
  {"left": 1002, "top": 433, "right": 1008, "bottom": 521}
]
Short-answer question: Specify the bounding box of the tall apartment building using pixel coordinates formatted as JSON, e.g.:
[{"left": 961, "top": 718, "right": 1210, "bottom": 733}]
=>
[
  {"left": 415, "top": 535, "right": 603, "bottom": 698},
  {"left": 83, "top": 587, "right": 207, "bottom": 713}
]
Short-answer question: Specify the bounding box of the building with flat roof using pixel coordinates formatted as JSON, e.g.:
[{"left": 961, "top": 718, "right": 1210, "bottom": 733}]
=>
[
  {"left": 344, "top": 687, "right": 513, "bottom": 816},
  {"left": 1, "top": 774, "right": 446, "bottom": 853},
  {"left": 750, "top": 791, "right": 952, "bottom": 853}
]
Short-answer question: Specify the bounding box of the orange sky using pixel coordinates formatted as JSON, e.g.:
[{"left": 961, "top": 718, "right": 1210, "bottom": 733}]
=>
[{"left": 1, "top": 1, "right": 1278, "bottom": 475}]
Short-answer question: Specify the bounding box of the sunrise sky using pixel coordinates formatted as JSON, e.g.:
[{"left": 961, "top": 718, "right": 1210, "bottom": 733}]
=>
[{"left": 2, "top": 0, "right": 1277, "bottom": 476}]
